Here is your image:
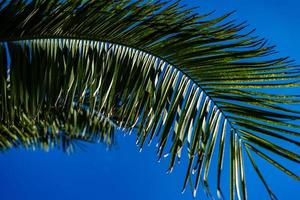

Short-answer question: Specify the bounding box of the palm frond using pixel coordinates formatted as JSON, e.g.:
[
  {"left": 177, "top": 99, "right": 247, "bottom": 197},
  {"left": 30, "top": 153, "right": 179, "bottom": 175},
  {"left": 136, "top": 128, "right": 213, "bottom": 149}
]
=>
[{"left": 0, "top": 0, "right": 299, "bottom": 199}]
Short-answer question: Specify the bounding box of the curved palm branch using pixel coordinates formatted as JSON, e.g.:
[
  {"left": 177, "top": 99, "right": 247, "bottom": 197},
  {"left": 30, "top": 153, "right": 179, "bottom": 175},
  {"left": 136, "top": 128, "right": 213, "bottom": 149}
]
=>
[{"left": 0, "top": 0, "right": 299, "bottom": 199}]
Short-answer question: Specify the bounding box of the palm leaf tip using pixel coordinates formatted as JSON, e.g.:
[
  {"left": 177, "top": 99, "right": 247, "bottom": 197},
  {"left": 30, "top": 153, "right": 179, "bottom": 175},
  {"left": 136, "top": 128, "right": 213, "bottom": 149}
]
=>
[{"left": 0, "top": 0, "right": 300, "bottom": 199}]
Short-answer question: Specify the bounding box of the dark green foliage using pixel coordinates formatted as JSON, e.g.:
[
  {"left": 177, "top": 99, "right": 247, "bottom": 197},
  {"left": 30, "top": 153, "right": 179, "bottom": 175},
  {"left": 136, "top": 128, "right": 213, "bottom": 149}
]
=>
[{"left": 0, "top": 0, "right": 299, "bottom": 199}]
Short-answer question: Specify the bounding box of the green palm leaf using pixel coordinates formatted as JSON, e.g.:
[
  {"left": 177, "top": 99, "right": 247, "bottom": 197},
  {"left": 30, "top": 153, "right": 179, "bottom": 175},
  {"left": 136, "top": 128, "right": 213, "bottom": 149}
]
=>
[{"left": 0, "top": 0, "right": 299, "bottom": 199}]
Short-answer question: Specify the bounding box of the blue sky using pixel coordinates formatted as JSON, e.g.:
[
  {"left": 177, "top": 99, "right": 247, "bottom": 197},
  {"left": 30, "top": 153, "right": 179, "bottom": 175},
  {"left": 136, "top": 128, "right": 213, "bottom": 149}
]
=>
[{"left": 0, "top": 1, "right": 299, "bottom": 200}]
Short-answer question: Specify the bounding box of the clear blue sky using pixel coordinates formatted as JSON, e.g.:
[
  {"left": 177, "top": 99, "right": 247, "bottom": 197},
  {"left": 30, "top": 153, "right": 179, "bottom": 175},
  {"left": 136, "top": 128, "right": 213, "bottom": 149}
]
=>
[{"left": 0, "top": 1, "right": 299, "bottom": 200}]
